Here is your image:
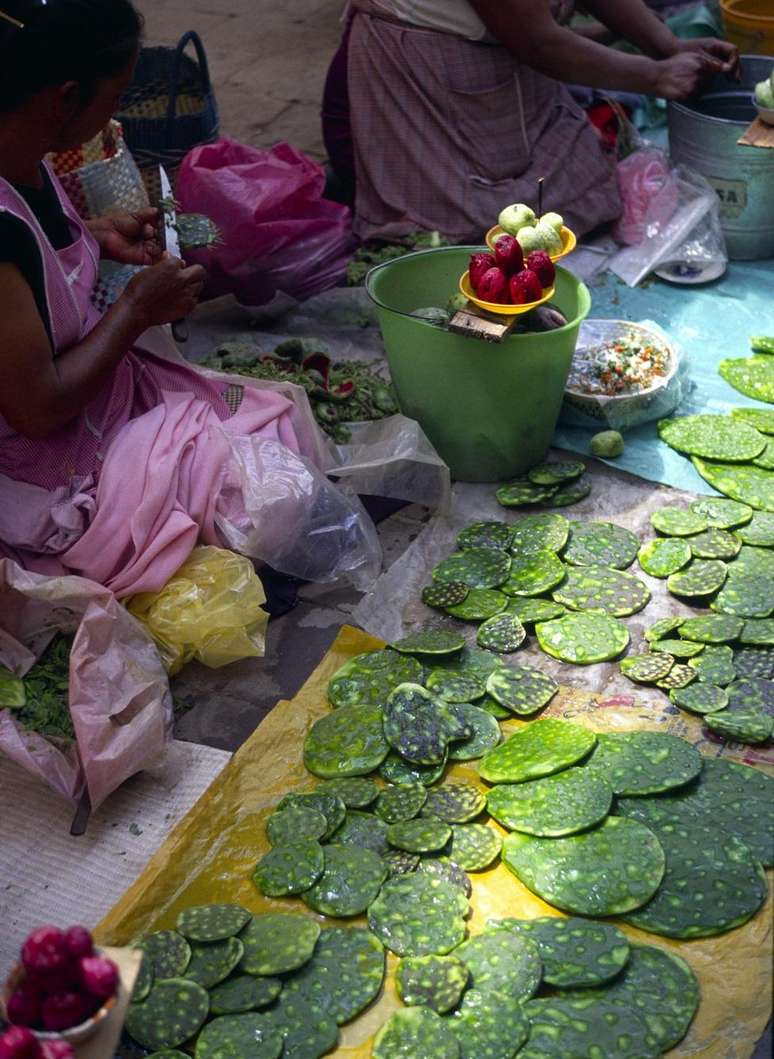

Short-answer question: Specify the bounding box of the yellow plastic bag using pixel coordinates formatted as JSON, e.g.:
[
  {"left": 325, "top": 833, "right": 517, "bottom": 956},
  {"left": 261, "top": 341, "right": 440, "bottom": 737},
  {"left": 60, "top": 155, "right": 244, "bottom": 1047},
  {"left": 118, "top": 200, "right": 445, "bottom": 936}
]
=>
[{"left": 127, "top": 546, "right": 268, "bottom": 675}]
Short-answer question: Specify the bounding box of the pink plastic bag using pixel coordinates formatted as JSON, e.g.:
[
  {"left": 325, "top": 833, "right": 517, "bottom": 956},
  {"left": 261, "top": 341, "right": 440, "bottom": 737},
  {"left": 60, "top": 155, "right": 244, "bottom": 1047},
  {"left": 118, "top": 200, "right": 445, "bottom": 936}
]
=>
[
  {"left": 176, "top": 138, "right": 355, "bottom": 304},
  {"left": 613, "top": 148, "right": 679, "bottom": 247},
  {"left": 0, "top": 560, "right": 172, "bottom": 808}
]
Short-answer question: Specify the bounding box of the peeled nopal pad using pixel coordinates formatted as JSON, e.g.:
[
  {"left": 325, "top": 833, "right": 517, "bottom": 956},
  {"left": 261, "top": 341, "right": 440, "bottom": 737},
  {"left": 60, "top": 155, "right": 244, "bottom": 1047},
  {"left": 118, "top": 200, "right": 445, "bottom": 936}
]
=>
[
  {"left": 125, "top": 978, "right": 209, "bottom": 1051},
  {"left": 733, "top": 406, "right": 774, "bottom": 434},
  {"left": 705, "top": 707, "right": 773, "bottom": 744},
  {"left": 387, "top": 817, "right": 452, "bottom": 853},
  {"left": 510, "top": 513, "right": 570, "bottom": 554},
  {"left": 373, "top": 1007, "right": 460, "bottom": 1059},
  {"left": 650, "top": 639, "right": 705, "bottom": 658},
  {"left": 423, "top": 580, "right": 470, "bottom": 610},
  {"left": 283, "top": 927, "right": 385, "bottom": 1025},
  {"left": 445, "top": 588, "right": 507, "bottom": 622},
  {"left": 500, "top": 549, "right": 565, "bottom": 597},
  {"left": 176, "top": 904, "right": 250, "bottom": 943},
  {"left": 301, "top": 843, "right": 387, "bottom": 917},
  {"left": 563, "top": 521, "right": 639, "bottom": 569},
  {"left": 265, "top": 805, "right": 327, "bottom": 847},
  {"left": 455, "top": 929, "right": 542, "bottom": 1001},
  {"left": 652, "top": 506, "right": 710, "bottom": 537},
  {"left": 678, "top": 613, "right": 744, "bottom": 643},
  {"left": 487, "top": 767, "right": 612, "bottom": 836},
  {"left": 486, "top": 664, "right": 558, "bottom": 715},
  {"left": 209, "top": 974, "right": 282, "bottom": 1016},
  {"left": 396, "top": 954, "right": 469, "bottom": 1013},
  {"left": 432, "top": 548, "right": 511, "bottom": 590},
  {"left": 379, "top": 752, "right": 446, "bottom": 787},
  {"left": 447, "top": 704, "right": 502, "bottom": 761},
  {"left": 375, "top": 782, "right": 427, "bottom": 823},
  {"left": 638, "top": 537, "right": 692, "bottom": 578},
  {"left": 368, "top": 872, "right": 469, "bottom": 956},
  {"left": 317, "top": 777, "right": 378, "bottom": 808},
  {"left": 690, "top": 644, "right": 736, "bottom": 686},
  {"left": 239, "top": 913, "right": 320, "bottom": 976},
  {"left": 529, "top": 460, "right": 585, "bottom": 486},
  {"left": 449, "top": 987, "right": 531, "bottom": 1059},
  {"left": 670, "top": 683, "right": 728, "bottom": 714},
  {"left": 667, "top": 559, "right": 727, "bottom": 598},
  {"left": 263, "top": 993, "right": 339, "bottom": 1059},
  {"left": 620, "top": 653, "right": 674, "bottom": 685},
  {"left": 496, "top": 479, "right": 557, "bottom": 507},
  {"left": 278, "top": 791, "right": 346, "bottom": 840},
  {"left": 524, "top": 994, "right": 659, "bottom": 1059},
  {"left": 302, "top": 703, "right": 388, "bottom": 778},
  {"left": 476, "top": 613, "right": 526, "bottom": 653},
  {"left": 183, "top": 937, "right": 243, "bottom": 989},
  {"left": 658, "top": 414, "right": 766, "bottom": 461},
  {"left": 689, "top": 527, "right": 742, "bottom": 560},
  {"left": 734, "top": 647, "right": 774, "bottom": 681},
  {"left": 327, "top": 650, "right": 424, "bottom": 709},
  {"left": 719, "top": 356, "right": 774, "bottom": 405},
  {"left": 252, "top": 840, "right": 324, "bottom": 897},
  {"left": 740, "top": 618, "right": 774, "bottom": 645},
  {"left": 646, "top": 617, "right": 686, "bottom": 642},
  {"left": 194, "top": 1013, "right": 284, "bottom": 1059},
  {"left": 426, "top": 669, "right": 487, "bottom": 703},
  {"left": 587, "top": 731, "right": 703, "bottom": 795},
  {"left": 446, "top": 823, "right": 502, "bottom": 871},
  {"left": 543, "top": 476, "right": 591, "bottom": 507},
  {"left": 552, "top": 564, "right": 650, "bottom": 617},
  {"left": 492, "top": 916, "right": 629, "bottom": 988},
  {"left": 456, "top": 520, "right": 513, "bottom": 552},
  {"left": 479, "top": 717, "right": 596, "bottom": 783},
  {"left": 332, "top": 810, "right": 390, "bottom": 856},
  {"left": 503, "top": 816, "right": 665, "bottom": 915},
  {"left": 656, "top": 663, "right": 697, "bottom": 690},
  {"left": 690, "top": 496, "right": 753, "bottom": 529},
  {"left": 383, "top": 850, "right": 421, "bottom": 876},
  {"left": 712, "top": 573, "right": 774, "bottom": 618},
  {"left": 737, "top": 511, "right": 774, "bottom": 546},
  {"left": 418, "top": 858, "right": 472, "bottom": 898},
  {"left": 506, "top": 597, "right": 565, "bottom": 624},
  {"left": 536, "top": 611, "right": 630, "bottom": 664},
  {"left": 384, "top": 683, "right": 471, "bottom": 765},
  {"left": 391, "top": 629, "right": 466, "bottom": 656},
  {"left": 137, "top": 931, "right": 191, "bottom": 979},
  {"left": 424, "top": 783, "right": 486, "bottom": 823},
  {"left": 692, "top": 456, "right": 774, "bottom": 513}
]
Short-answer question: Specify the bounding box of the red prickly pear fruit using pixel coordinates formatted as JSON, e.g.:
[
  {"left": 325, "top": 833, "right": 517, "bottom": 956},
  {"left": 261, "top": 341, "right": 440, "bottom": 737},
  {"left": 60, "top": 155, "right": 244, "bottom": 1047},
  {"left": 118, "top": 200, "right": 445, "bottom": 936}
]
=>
[
  {"left": 63, "top": 927, "right": 93, "bottom": 962},
  {"left": 41, "top": 992, "right": 88, "bottom": 1033},
  {"left": 509, "top": 269, "right": 544, "bottom": 305},
  {"left": 6, "top": 984, "right": 42, "bottom": 1028},
  {"left": 0, "top": 1026, "right": 42, "bottom": 1059},
  {"left": 479, "top": 267, "right": 509, "bottom": 303},
  {"left": 41, "top": 1045, "right": 76, "bottom": 1059},
  {"left": 21, "top": 928, "right": 68, "bottom": 977},
  {"left": 526, "top": 250, "right": 556, "bottom": 289},
  {"left": 494, "top": 235, "right": 524, "bottom": 276},
  {"left": 468, "top": 252, "right": 496, "bottom": 291},
  {"left": 78, "top": 955, "right": 118, "bottom": 1001}
]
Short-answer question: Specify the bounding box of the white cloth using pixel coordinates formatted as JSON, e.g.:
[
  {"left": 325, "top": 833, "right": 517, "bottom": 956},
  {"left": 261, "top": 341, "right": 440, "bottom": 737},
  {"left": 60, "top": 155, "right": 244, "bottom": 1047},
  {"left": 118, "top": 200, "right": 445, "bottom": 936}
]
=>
[{"left": 370, "top": 0, "right": 488, "bottom": 40}]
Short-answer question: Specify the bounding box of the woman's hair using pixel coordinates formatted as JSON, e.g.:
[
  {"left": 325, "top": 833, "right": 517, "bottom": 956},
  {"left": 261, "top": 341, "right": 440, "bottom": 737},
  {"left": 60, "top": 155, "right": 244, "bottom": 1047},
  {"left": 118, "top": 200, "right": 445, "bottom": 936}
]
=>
[{"left": 0, "top": 0, "right": 143, "bottom": 113}]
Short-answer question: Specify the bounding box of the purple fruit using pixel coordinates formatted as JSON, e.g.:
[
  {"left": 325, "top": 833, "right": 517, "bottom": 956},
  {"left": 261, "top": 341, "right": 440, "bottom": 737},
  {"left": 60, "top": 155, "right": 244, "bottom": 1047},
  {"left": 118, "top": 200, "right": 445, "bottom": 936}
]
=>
[
  {"left": 494, "top": 235, "right": 524, "bottom": 276},
  {"left": 78, "top": 955, "right": 118, "bottom": 1001},
  {"left": 63, "top": 927, "right": 92, "bottom": 962},
  {"left": 468, "top": 252, "right": 496, "bottom": 292},
  {"left": 526, "top": 250, "right": 555, "bottom": 289},
  {"left": 6, "top": 985, "right": 41, "bottom": 1028},
  {"left": 509, "top": 269, "right": 543, "bottom": 305},
  {"left": 479, "top": 267, "right": 508, "bottom": 303},
  {"left": 21, "top": 928, "right": 68, "bottom": 977},
  {"left": 41, "top": 992, "right": 87, "bottom": 1033},
  {"left": 0, "top": 1026, "right": 42, "bottom": 1059}
]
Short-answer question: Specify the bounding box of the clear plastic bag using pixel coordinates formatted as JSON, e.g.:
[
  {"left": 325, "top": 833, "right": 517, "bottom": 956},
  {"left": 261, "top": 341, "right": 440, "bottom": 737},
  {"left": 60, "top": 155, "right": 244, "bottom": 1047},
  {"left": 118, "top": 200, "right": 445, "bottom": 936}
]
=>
[{"left": 127, "top": 546, "right": 269, "bottom": 676}]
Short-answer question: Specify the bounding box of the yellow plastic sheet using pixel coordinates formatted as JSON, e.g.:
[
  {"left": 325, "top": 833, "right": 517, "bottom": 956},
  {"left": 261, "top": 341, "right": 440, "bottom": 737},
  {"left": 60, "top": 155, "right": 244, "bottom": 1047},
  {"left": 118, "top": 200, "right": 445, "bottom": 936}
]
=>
[{"left": 96, "top": 626, "right": 773, "bottom": 1057}]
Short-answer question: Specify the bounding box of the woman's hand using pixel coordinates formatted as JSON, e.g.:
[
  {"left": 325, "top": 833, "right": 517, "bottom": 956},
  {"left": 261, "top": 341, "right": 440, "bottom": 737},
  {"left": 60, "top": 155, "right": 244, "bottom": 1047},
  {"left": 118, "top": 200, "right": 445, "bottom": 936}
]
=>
[
  {"left": 676, "top": 37, "right": 740, "bottom": 79},
  {"left": 123, "top": 254, "right": 206, "bottom": 329},
  {"left": 654, "top": 49, "right": 723, "bottom": 100},
  {"left": 90, "top": 208, "right": 163, "bottom": 265}
]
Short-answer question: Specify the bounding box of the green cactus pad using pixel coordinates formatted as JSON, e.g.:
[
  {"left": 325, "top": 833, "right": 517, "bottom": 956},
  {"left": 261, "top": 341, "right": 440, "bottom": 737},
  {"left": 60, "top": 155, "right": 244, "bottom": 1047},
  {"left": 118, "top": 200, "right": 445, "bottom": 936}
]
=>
[
  {"left": 447, "top": 705, "right": 502, "bottom": 761},
  {"left": 637, "top": 537, "right": 692, "bottom": 578},
  {"left": 678, "top": 614, "right": 744, "bottom": 643},
  {"left": 492, "top": 916, "right": 629, "bottom": 988},
  {"left": 332, "top": 810, "right": 389, "bottom": 856},
  {"left": 283, "top": 927, "right": 385, "bottom": 1025},
  {"left": 689, "top": 527, "right": 742, "bottom": 560},
  {"left": 705, "top": 707, "right": 773, "bottom": 743},
  {"left": 475, "top": 613, "right": 526, "bottom": 653},
  {"left": 417, "top": 858, "right": 472, "bottom": 898},
  {"left": 712, "top": 573, "right": 774, "bottom": 617},
  {"left": 424, "top": 784, "right": 487, "bottom": 823},
  {"left": 740, "top": 618, "right": 774, "bottom": 645},
  {"left": 690, "top": 643, "right": 736, "bottom": 685},
  {"left": 588, "top": 731, "right": 702, "bottom": 795},
  {"left": 383, "top": 850, "right": 421, "bottom": 876},
  {"left": 396, "top": 954, "right": 469, "bottom": 1013},
  {"left": 536, "top": 611, "right": 630, "bottom": 664},
  {"left": 729, "top": 543, "right": 774, "bottom": 578},
  {"left": 125, "top": 978, "right": 209, "bottom": 1051},
  {"left": 650, "top": 638, "right": 705, "bottom": 658},
  {"left": 446, "top": 823, "right": 502, "bottom": 871},
  {"left": 477, "top": 694, "right": 511, "bottom": 720},
  {"left": 456, "top": 521, "right": 513, "bottom": 552},
  {"left": 448, "top": 987, "right": 530, "bottom": 1059},
  {"left": 650, "top": 506, "right": 708, "bottom": 536},
  {"left": 496, "top": 480, "right": 556, "bottom": 507},
  {"left": 620, "top": 653, "right": 674, "bottom": 684},
  {"left": 278, "top": 791, "right": 346, "bottom": 841},
  {"left": 509, "top": 513, "right": 570, "bottom": 554},
  {"left": 375, "top": 782, "right": 428, "bottom": 823},
  {"left": 500, "top": 549, "right": 566, "bottom": 596},
  {"left": 505, "top": 597, "right": 566, "bottom": 624},
  {"left": 265, "top": 806, "right": 327, "bottom": 847},
  {"left": 728, "top": 676, "right": 774, "bottom": 713},
  {"left": 563, "top": 521, "right": 639, "bottom": 569},
  {"left": 732, "top": 406, "right": 774, "bottom": 433},
  {"left": 737, "top": 511, "right": 774, "bottom": 546},
  {"left": 656, "top": 663, "right": 697, "bottom": 690},
  {"left": 183, "top": 937, "right": 244, "bottom": 989},
  {"left": 622, "top": 820, "right": 767, "bottom": 937},
  {"left": 391, "top": 630, "right": 466, "bottom": 656},
  {"left": 423, "top": 581, "right": 470, "bottom": 610},
  {"left": 426, "top": 669, "right": 487, "bottom": 703},
  {"left": 384, "top": 684, "right": 470, "bottom": 765},
  {"left": 302, "top": 843, "right": 387, "bottom": 917},
  {"left": 487, "top": 768, "right": 612, "bottom": 836},
  {"left": 692, "top": 456, "right": 774, "bottom": 512},
  {"left": 327, "top": 650, "right": 424, "bottom": 709},
  {"left": 239, "top": 914, "right": 320, "bottom": 976},
  {"left": 303, "top": 703, "right": 388, "bottom": 779},
  {"left": 670, "top": 683, "right": 729, "bottom": 714},
  {"left": 690, "top": 497, "right": 753, "bottom": 529},
  {"left": 252, "top": 840, "right": 324, "bottom": 898},
  {"left": 176, "top": 905, "right": 251, "bottom": 944},
  {"left": 137, "top": 931, "right": 191, "bottom": 979},
  {"left": 485, "top": 664, "right": 558, "bottom": 715},
  {"left": 194, "top": 1013, "right": 283, "bottom": 1058},
  {"left": 552, "top": 564, "right": 650, "bottom": 617},
  {"left": 368, "top": 873, "right": 469, "bottom": 956},
  {"left": 528, "top": 460, "right": 585, "bottom": 486},
  {"left": 388, "top": 817, "right": 452, "bottom": 853},
  {"left": 755, "top": 444, "right": 774, "bottom": 472},
  {"left": 733, "top": 648, "right": 774, "bottom": 679},
  {"left": 455, "top": 929, "right": 541, "bottom": 1000},
  {"left": 145, "top": 1051, "right": 189, "bottom": 1058},
  {"left": 263, "top": 993, "right": 339, "bottom": 1059},
  {"left": 503, "top": 816, "right": 665, "bottom": 915},
  {"left": 373, "top": 1008, "right": 460, "bottom": 1059},
  {"left": 445, "top": 589, "right": 508, "bottom": 622},
  {"left": 658, "top": 413, "right": 766, "bottom": 461},
  {"left": 131, "top": 951, "right": 153, "bottom": 1002},
  {"left": 667, "top": 559, "right": 727, "bottom": 597},
  {"left": 318, "top": 777, "right": 378, "bottom": 808},
  {"left": 645, "top": 617, "right": 686, "bottom": 642},
  {"left": 719, "top": 356, "right": 774, "bottom": 404},
  {"left": 542, "top": 477, "right": 591, "bottom": 507},
  {"left": 379, "top": 752, "right": 447, "bottom": 787},
  {"left": 523, "top": 995, "right": 659, "bottom": 1059},
  {"left": 479, "top": 718, "right": 597, "bottom": 783},
  {"left": 432, "top": 549, "right": 511, "bottom": 590},
  {"left": 209, "top": 975, "right": 282, "bottom": 1016}
]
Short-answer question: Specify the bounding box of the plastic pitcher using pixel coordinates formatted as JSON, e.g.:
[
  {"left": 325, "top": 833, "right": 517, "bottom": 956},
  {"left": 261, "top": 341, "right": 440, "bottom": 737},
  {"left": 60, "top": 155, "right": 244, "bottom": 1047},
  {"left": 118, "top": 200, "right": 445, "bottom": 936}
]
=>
[{"left": 366, "top": 247, "right": 591, "bottom": 483}]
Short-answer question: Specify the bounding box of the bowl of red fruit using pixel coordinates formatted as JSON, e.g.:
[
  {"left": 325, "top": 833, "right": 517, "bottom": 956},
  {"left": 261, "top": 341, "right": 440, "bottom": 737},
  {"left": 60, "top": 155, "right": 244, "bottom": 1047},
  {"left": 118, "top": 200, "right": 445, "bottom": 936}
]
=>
[
  {"left": 460, "top": 242, "right": 556, "bottom": 316},
  {"left": 1, "top": 926, "right": 120, "bottom": 1047}
]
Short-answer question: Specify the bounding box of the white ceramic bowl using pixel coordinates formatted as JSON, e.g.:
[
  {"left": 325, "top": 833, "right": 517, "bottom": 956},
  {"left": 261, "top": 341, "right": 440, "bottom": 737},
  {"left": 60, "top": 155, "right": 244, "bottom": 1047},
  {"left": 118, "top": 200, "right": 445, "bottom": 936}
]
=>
[{"left": 1, "top": 958, "right": 118, "bottom": 1045}]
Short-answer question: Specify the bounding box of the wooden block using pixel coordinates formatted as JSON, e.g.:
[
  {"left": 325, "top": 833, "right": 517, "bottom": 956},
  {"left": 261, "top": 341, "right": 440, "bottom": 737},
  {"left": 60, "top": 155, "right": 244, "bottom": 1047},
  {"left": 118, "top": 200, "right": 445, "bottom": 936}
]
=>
[
  {"left": 737, "top": 117, "right": 774, "bottom": 149},
  {"left": 448, "top": 308, "right": 518, "bottom": 343}
]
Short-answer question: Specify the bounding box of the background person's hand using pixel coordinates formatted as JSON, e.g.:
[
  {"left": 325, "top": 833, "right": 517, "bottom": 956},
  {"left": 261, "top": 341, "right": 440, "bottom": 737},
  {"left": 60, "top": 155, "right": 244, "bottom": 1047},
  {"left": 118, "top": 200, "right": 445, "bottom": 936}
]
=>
[
  {"left": 124, "top": 254, "right": 206, "bottom": 328},
  {"left": 91, "top": 208, "right": 162, "bottom": 266},
  {"left": 655, "top": 49, "right": 721, "bottom": 100},
  {"left": 676, "top": 37, "right": 740, "bottom": 79}
]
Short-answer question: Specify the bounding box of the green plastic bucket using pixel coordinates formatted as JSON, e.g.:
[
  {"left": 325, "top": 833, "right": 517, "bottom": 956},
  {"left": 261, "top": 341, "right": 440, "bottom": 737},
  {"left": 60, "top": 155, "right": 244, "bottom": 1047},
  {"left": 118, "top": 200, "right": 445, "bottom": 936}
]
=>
[{"left": 366, "top": 247, "right": 591, "bottom": 483}]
